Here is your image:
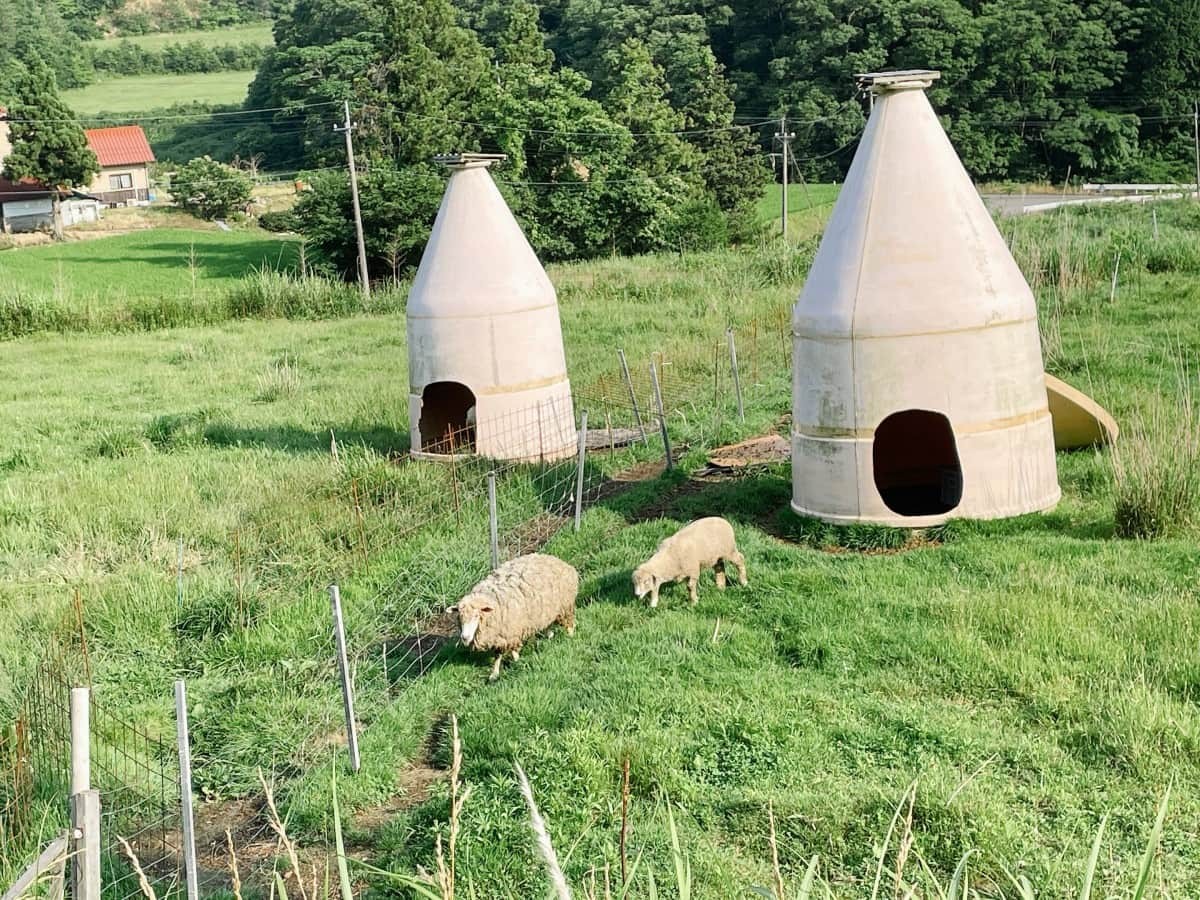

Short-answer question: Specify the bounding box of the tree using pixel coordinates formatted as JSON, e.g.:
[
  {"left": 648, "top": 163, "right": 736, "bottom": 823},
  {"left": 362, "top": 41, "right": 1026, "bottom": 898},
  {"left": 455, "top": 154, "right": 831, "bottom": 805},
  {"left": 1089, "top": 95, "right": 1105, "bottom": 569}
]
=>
[
  {"left": 1, "top": 63, "right": 98, "bottom": 240},
  {"left": 292, "top": 163, "right": 444, "bottom": 279},
  {"left": 247, "top": 0, "right": 491, "bottom": 168},
  {"left": 172, "top": 156, "right": 253, "bottom": 219}
]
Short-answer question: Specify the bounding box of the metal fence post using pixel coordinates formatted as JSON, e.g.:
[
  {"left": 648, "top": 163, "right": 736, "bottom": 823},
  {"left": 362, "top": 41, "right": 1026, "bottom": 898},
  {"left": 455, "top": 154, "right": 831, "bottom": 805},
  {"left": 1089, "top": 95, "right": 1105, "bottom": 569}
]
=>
[
  {"left": 328, "top": 585, "right": 362, "bottom": 773},
  {"left": 727, "top": 327, "right": 745, "bottom": 423},
  {"left": 174, "top": 681, "right": 199, "bottom": 900},
  {"left": 618, "top": 349, "right": 649, "bottom": 445},
  {"left": 574, "top": 411, "right": 589, "bottom": 531},
  {"left": 649, "top": 362, "right": 673, "bottom": 471},
  {"left": 70, "top": 687, "right": 100, "bottom": 900},
  {"left": 488, "top": 471, "right": 500, "bottom": 569}
]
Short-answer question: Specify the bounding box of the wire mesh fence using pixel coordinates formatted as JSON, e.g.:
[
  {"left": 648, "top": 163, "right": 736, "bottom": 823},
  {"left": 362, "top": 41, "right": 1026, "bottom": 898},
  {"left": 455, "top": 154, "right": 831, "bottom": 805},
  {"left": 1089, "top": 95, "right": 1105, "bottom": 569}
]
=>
[
  {"left": 0, "top": 635, "right": 183, "bottom": 900},
  {"left": 3, "top": 318, "right": 797, "bottom": 895}
]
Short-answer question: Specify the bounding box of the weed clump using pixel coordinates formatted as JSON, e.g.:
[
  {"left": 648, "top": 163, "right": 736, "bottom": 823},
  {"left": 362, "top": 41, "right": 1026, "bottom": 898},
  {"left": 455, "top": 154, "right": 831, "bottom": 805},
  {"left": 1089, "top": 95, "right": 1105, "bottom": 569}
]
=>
[{"left": 1111, "top": 383, "right": 1200, "bottom": 538}]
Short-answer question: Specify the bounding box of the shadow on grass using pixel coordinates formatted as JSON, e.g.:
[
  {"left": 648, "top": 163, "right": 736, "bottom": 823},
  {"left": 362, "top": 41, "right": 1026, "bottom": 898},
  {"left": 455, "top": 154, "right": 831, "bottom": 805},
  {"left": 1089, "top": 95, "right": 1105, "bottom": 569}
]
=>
[
  {"left": 204, "top": 422, "right": 411, "bottom": 457},
  {"left": 597, "top": 462, "right": 1114, "bottom": 549}
]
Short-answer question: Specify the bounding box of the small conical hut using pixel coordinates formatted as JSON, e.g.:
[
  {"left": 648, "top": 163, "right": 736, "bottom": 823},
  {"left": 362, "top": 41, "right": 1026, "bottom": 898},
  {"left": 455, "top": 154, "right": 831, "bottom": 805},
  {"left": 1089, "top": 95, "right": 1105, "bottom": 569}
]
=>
[
  {"left": 791, "top": 71, "right": 1060, "bottom": 526},
  {"left": 407, "top": 154, "right": 576, "bottom": 462}
]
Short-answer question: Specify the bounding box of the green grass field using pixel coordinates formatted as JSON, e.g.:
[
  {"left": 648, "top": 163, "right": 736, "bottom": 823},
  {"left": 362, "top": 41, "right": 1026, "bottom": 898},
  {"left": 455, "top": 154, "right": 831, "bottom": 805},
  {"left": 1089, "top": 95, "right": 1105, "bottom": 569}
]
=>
[
  {"left": 62, "top": 70, "right": 256, "bottom": 114},
  {"left": 0, "top": 229, "right": 297, "bottom": 304},
  {"left": 84, "top": 23, "right": 274, "bottom": 51},
  {"left": 3, "top": 200, "right": 1200, "bottom": 895}
]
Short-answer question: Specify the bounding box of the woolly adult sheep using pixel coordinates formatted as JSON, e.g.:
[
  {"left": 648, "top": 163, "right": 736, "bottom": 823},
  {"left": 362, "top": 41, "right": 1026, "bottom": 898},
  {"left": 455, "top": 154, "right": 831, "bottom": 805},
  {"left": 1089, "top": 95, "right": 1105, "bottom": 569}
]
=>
[
  {"left": 448, "top": 553, "right": 578, "bottom": 681},
  {"left": 632, "top": 516, "right": 747, "bottom": 608}
]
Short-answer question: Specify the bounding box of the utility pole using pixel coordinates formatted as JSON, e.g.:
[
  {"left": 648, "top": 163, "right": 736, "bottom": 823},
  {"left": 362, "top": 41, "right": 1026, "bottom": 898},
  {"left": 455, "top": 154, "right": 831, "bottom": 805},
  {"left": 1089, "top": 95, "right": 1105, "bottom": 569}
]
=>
[
  {"left": 336, "top": 100, "right": 371, "bottom": 300},
  {"left": 1193, "top": 100, "right": 1199, "bottom": 202},
  {"left": 775, "top": 116, "right": 795, "bottom": 239}
]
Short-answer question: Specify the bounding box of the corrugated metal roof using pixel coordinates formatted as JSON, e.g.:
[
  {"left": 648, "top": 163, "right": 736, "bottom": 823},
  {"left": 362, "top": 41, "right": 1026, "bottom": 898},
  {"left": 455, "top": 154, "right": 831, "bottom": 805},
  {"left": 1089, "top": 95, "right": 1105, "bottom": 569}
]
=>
[
  {"left": 84, "top": 125, "right": 156, "bottom": 167},
  {"left": 0, "top": 176, "right": 61, "bottom": 200}
]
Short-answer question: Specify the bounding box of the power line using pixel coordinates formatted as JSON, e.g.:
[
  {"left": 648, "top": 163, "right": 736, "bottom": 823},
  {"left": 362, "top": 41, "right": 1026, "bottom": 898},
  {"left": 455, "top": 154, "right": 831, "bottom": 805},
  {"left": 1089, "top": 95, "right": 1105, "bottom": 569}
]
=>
[{"left": 1, "top": 100, "right": 342, "bottom": 125}]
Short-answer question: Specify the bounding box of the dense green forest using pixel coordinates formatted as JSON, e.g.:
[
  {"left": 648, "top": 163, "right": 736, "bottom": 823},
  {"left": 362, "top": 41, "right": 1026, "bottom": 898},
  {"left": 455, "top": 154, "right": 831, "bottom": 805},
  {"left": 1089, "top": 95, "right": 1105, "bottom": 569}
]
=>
[{"left": 5, "top": 0, "right": 1200, "bottom": 271}]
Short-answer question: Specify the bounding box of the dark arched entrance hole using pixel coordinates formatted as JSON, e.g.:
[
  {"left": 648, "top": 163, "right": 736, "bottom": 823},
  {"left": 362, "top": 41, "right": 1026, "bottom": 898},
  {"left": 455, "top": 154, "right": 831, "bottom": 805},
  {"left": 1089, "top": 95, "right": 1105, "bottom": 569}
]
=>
[
  {"left": 872, "top": 409, "right": 963, "bottom": 516},
  {"left": 419, "top": 382, "right": 476, "bottom": 453}
]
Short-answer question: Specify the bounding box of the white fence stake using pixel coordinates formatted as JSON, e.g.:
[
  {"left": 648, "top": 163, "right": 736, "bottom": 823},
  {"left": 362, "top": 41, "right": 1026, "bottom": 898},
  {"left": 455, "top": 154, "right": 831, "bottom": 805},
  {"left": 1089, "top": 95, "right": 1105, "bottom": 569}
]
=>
[
  {"left": 574, "top": 411, "right": 589, "bottom": 531},
  {"left": 649, "top": 362, "right": 673, "bottom": 471},
  {"left": 70, "top": 792, "right": 100, "bottom": 900},
  {"left": 618, "top": 349, "right": 649, "bottom": 446},
  {"left": 69, "top": 687, "right": 100, "bottom": 900},
  {"left": 175, "top": 681, "right": 200, "bottom": 900},
  {"left": 70, "top": 688, "right": 89, "bottom": 796},
  {"left": 329, "top": 585, "right": 362, "bottom": 773},
  {"left": 488, "top": 471, "right": 500, "bottom": 569},
  {"left": 727, "top": 328, "right": 745, "bottom": 423}
]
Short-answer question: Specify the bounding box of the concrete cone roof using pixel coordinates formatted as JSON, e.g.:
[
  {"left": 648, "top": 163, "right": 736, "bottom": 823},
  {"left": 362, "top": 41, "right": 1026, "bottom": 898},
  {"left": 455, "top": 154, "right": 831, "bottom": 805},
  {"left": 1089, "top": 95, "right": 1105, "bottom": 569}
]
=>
[
  {"left": 790, "top": 73, "right": 1059, "bottom": 525},
  {"left": 795, "top": 82, "right": 1036, "bottom": 339},
  {"left": 408, "top": 162, "right": 557, "bottom": 319}
]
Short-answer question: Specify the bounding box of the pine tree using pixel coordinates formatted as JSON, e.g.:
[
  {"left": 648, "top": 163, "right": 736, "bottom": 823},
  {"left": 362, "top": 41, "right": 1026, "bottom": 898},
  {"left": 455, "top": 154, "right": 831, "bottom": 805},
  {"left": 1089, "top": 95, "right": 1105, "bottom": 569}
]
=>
[{"left": 2, "top": 62, "right": 98, "bottom": 240}]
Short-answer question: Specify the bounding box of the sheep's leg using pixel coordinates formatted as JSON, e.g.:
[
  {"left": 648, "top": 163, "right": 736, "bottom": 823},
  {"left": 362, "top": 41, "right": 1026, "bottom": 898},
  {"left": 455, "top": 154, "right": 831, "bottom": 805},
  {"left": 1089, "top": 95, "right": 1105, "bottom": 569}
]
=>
[
  {"left": 556, "top": 610, "right": 576, "bottom": 636},
  {"left": 510, "top": 648, "right": 520, "bottom": 662},
  {"left": 730, "top": 550, "right": 748, "bottom": 586},
  {"left": 687, "top": 574, "right": 699, "bottom": 605},
  {"left": 649, "top": 584, "right": 659, "bottom": 609},
  {"left": 714, "top": 560, "right": 727, "bottom": 590},
  {"left": 488, "top": 654, "right": 504, "bottom": 682}
]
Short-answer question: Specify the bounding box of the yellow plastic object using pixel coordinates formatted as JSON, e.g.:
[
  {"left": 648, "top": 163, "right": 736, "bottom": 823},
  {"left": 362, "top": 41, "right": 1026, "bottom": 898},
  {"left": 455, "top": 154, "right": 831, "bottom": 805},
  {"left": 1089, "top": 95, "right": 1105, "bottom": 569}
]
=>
[{"left": 1045, "top": 373, "right": 1118, "bottom": 450}]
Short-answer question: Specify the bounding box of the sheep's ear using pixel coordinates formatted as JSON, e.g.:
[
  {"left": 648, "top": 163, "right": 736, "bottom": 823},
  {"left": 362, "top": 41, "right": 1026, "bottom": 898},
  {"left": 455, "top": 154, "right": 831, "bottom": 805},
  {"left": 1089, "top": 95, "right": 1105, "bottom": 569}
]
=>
[{"left": 446, "top": 604, "right": 459, "bottom": 614}]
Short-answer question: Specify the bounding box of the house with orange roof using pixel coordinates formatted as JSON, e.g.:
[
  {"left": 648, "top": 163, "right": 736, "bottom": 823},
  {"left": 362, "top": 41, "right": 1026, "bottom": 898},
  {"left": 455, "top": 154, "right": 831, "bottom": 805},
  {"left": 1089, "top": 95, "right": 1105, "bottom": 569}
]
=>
[{"left": 84, "top": 125, "right": 156, "bottom": 206}]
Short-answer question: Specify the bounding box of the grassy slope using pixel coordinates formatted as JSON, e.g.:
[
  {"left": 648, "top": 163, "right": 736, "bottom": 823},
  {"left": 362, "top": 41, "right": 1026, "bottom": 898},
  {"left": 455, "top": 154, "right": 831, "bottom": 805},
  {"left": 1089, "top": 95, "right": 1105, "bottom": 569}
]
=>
[
  {"left": 84, "top": 23, "right": 274, "bottom": 50},
  {"left": 3, "top": 202, "right": 1200, "bottom": 893},
  {"left": 0, "top": 229, "right": 298, "bottom": 304},
  {"left": 62, "top": 70, "right": 255, "bottom": 114}
]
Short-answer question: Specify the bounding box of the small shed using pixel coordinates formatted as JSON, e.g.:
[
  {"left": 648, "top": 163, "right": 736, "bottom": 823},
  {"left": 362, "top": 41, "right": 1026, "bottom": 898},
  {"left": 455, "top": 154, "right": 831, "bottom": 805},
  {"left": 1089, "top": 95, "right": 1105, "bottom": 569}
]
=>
[
  {"left": 791, "top": 70, "right": 1060, "bottom": 526},
  {"left": 407, "top": 153, "right": 577, "bottom": 461}
]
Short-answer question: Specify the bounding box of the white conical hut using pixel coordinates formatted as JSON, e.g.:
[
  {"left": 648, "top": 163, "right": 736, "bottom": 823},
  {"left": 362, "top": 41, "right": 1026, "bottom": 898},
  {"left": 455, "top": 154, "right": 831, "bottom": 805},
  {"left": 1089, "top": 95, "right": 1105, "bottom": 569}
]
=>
[
  {"left": 791, "top": 70, "right": 1060, "bottom": 526},
  {"left": 407, "top": 153, "right": 576, "bottom": 462}
]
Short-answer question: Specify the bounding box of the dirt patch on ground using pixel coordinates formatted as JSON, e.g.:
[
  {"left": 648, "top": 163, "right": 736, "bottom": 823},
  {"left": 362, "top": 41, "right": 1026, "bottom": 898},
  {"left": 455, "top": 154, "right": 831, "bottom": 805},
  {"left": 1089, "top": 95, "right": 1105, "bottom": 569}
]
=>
[
  {"left": 704, "top": 434, "right": 790, "bottom": 469},
  {"left": 354, "top": 762, "right": 444, "bottom": 831}
]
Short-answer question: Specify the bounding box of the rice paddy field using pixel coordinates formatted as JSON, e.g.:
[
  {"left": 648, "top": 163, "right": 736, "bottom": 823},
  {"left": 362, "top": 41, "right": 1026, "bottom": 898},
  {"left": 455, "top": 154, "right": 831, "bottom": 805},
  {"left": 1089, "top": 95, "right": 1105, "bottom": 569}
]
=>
[{"left": 2, "top": 198, "right": 1200, "bottom": 896}]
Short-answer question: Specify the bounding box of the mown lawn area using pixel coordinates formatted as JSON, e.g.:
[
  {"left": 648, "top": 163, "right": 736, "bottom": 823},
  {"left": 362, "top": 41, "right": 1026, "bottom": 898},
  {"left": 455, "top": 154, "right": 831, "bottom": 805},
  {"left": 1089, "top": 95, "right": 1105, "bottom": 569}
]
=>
[
  {"left": 0, "top": 228, "right": 297, "bottom": 304},
  {"left": 62, "top": 70, "right": 256, "bottom": 113},
  {"left": 2, "top": 202, "right": 1200, "bottom": 895}
]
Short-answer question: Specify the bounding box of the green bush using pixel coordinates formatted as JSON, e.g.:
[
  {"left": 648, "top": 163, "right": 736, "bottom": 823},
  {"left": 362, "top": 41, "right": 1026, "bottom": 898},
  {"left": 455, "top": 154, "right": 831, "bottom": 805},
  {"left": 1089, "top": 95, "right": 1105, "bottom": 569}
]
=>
[
  {"left": 172, "top": 156, "right": 254, "bottom": 220},
  {"left": 258, "top": 209, "right": 300, "bottom": 233}
]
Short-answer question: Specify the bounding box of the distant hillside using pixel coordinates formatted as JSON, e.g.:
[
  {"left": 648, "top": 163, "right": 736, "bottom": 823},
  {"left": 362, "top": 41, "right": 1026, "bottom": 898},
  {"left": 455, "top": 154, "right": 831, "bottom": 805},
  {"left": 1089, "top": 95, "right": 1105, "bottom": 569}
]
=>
[{"left": 58, "top": 0, "right": 271, "bottom": 39}]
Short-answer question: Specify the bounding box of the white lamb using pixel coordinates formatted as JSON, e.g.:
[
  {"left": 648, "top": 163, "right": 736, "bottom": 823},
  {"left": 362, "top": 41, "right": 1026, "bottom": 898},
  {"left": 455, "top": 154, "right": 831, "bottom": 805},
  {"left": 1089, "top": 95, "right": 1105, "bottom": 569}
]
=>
[
  {"left": 632, "top": 516, "right": 747, "bottom": 608},
  {"left": 448, "top": 553, "right": 578, "bottom": 681}
]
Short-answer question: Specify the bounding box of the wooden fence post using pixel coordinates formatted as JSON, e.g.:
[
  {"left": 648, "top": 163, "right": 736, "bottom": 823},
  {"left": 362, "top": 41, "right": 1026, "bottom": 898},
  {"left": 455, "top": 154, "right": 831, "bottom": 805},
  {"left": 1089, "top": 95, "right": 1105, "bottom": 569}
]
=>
[
  {"left": 328, "top": 586, "right": 361, "bottom": 773},
  {"left": 70, "top": 688, "right": 100, "bottom": 900}
]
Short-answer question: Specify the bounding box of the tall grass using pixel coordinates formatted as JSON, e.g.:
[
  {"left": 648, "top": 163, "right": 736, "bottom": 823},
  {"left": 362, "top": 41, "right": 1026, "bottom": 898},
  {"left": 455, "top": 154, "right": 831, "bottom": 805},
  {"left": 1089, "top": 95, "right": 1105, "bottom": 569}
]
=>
[
  {"left": 1110, "top": 369, "right": 1200, "bottom": 538},
  {"left": 0, "top": 270, "right": 407, "bottom": 339}
]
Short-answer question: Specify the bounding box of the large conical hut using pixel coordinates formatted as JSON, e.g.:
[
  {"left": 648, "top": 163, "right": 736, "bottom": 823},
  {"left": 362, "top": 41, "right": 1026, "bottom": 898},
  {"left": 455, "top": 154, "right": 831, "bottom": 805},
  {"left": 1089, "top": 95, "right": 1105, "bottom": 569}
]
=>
[
  {"left": 407, "top": 154, "right": 576, "bottom": 462},
  {"left": 791, "top": 70, "right": 1060, "bottom": 526}
]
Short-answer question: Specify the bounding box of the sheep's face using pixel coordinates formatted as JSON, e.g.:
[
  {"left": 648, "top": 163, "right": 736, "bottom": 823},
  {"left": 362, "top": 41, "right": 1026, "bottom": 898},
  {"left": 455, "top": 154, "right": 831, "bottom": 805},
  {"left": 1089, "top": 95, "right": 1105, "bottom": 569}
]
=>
[
  {"left": 448, "top": 594, "right": 494, "bottom": 647},
  {"left": 632, "top": 566, "right": 659, "bottom": 600}
]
